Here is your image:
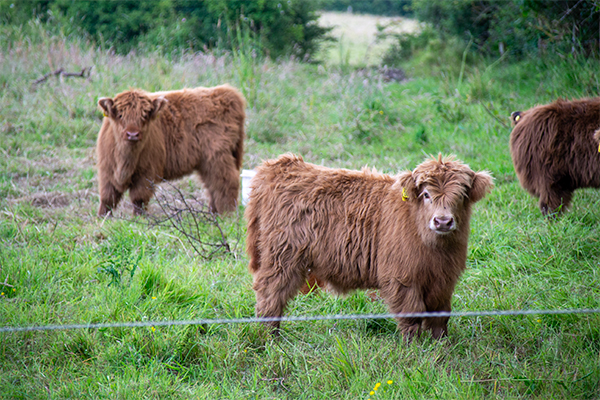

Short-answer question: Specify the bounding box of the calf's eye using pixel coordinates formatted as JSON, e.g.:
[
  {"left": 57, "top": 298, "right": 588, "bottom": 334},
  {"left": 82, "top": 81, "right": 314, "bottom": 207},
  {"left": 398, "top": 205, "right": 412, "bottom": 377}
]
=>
[{"left": 423, "top": 192, "right": 430, "bottom": 200}]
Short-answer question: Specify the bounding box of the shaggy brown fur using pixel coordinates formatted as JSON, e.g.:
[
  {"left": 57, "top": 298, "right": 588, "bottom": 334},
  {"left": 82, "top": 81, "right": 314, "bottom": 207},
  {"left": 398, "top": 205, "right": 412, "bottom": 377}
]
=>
[
  {"left": 96, "top": 85, "right": 246, "bottom": 216},
  {"left": 509, "top": 98, "right": 600, "bottom": 215},
  {"left": 245, "top": 154, "right": 493, "bottom": 338}
]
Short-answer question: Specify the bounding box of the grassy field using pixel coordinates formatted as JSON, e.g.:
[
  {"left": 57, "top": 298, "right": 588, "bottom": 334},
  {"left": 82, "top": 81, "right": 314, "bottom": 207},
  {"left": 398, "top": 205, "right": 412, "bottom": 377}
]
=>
[
  {"left": 1, "top": 17, "right": 600, "bottom": 399},
  {"left": 318, "top": 11, "right": 419, "bottom": 66}
]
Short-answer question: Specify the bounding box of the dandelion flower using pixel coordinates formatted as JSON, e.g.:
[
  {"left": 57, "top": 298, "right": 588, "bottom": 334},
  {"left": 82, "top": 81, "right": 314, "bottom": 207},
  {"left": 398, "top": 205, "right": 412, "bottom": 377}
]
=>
[
  {"left": 151, "top": 326, "right": 156, "bottom": 332},
  {"left": 370, "top": 391, "right": 374, "bottom": 395},
  {"left": 152, "top": 296, "right": 157, "bottom": 300},
  {"left": 1, "top": 292, "right": 4, "bottom": 296},
  {"left": 379, "top": 110, "right": 384, "bottom": 115},
  {"left": 375, "top": 382, "right": 381, "bottom": 388},
  {"left": 387, "top": 380, "right": 393, "bottom": 385}
]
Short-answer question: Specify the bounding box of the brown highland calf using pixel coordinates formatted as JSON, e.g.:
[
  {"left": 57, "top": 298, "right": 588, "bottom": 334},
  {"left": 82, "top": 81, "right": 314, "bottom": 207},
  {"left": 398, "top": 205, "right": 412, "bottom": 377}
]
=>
[
  {"left": 245, "top": 154, "right": 493, "bottom": 338},
  {"left": 509, "top": 98, "right": 600, "bottom": 215},
  {"left": 96, "top": 85, "right": 246, "bottom": 216}
]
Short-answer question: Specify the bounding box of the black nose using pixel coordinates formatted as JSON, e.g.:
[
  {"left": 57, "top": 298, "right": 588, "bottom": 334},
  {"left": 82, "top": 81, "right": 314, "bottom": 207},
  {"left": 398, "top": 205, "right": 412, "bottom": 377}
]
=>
[{"left": 434, "top": 215, "right": 454, "bottom": 231}]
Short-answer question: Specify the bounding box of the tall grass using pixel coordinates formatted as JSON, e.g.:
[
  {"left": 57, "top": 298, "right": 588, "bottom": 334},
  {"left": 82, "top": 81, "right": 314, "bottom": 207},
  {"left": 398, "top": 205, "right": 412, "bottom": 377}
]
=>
[{"left": 0, "top": 23, "right": 599, "bottom": 399}]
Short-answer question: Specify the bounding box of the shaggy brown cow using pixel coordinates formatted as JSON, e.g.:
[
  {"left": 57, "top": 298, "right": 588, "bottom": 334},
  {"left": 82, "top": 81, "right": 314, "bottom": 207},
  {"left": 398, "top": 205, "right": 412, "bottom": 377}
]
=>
[
  {"left": 245, "top": 154, "right": 493, "bottom": 338},
  {"left": 96, "top": 85, "right": 245, "bottom": 216},
  {"left": 509, "top": 98, "right": 600, "bottom": 215}
]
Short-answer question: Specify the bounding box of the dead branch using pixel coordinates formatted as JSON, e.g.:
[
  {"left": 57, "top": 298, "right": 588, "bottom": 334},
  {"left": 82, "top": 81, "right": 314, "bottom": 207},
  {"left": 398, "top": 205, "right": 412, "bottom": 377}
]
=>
[
  {"left": 145, "top": 181, "right": 231, "bottom": 260},
  {"left": 32, "top": 66, "right": 92, "bottom": 86}
]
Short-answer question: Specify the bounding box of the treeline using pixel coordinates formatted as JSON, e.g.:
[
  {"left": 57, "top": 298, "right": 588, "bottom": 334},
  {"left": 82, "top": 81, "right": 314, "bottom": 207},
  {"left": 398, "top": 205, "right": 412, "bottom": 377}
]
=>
[
  {"left": 412, "top": 0, "right": 600, "bottom": 58},
  {"left": 0, "top": 0, "right": 331, "bottom": 59},
  {"left": 321, "top": 0, "right": 411, "bottom": 16},
  {"left": 2, "top": 0, "right": 598, "bottom": 61}
]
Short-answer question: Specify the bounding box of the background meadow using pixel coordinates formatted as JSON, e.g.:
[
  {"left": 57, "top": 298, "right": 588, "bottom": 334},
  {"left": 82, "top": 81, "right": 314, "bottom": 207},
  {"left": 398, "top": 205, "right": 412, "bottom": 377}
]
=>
[{"left": 1, "top": 1, "right": 600, "bottom": 398}]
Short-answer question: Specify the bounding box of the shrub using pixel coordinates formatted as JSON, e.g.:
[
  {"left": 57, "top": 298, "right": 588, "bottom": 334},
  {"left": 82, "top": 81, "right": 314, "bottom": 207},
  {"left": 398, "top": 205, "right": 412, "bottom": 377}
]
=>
[
  {"left": 411, "top": 0, "right": 600, "bottom": 59},
  {"left": 0, "top": 0, "right": 332, "bottom": 59}
]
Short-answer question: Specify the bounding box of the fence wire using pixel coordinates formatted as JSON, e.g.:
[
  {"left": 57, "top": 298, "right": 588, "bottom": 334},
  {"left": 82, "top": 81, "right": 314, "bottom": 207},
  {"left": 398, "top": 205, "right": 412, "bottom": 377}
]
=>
[{"left": 1, "top": 308, "right": 599, "bottom": 333}]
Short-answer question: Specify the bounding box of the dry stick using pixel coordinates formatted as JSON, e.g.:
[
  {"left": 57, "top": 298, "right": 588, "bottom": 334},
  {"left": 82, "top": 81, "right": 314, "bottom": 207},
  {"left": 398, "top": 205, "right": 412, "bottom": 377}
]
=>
[
  {"left": 148, "top": 181, "right": 231, "bottom": 260},
  {"left": 32, "top": 66, "right": 92, "bottom": 86},
  {"left": 1, "top": 275, "right": 13, "bottom": 288},
  {"left": 173, "top": 184, "right": 230, "bottom": 256},
  {"left": 153, "top": 186, "right": 206, "bottom": 259}
]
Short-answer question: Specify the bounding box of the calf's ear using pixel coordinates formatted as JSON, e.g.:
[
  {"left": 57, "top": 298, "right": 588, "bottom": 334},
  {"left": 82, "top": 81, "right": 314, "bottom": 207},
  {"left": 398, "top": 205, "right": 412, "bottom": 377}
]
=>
[
  {"left": 468, "top": 171, "right": 494, "bottom": 203},
  {"left": 98, "top": 97, "right": 115, "bottom": 118},
  {"left": 149, "top": 96, "right": 168, "bottom": 119},
  {"left": 395, "top": 171, "right": 417, "bottom": 202}
]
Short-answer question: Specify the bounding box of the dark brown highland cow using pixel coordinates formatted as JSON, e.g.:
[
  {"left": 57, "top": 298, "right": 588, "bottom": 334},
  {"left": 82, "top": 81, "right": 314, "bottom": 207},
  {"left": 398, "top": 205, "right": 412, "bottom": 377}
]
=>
[
  {"left": 245, "top": 154, "right": 493, "bottom": 338},
  {"left": 96, "top": 85, "right": 246, "bottom": 216},
  {"left": 510, "top": 98, "right": 600, "bottom": 215}
]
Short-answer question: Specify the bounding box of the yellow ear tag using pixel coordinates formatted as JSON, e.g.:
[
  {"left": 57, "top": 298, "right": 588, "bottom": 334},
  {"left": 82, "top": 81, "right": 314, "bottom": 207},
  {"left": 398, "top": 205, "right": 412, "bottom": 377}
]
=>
[
  {"left": 103, "top": 112, "right": 108, "bottom": 117},
  {"left": 598, "top": 142, "right": 600, "bottom": 153},
  {"left": 402, "top": 187, "right": 409, "bottom": 201},
  {"left": 515, "top": 115, "right": 520, "bottom": 122}
]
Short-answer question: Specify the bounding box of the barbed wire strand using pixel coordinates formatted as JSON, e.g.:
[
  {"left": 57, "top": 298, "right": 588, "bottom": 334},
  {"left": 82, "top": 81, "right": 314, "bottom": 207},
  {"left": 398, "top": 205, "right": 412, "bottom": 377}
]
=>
[{"left": 1, "top": 308, "right": 599, "bottom": 333}]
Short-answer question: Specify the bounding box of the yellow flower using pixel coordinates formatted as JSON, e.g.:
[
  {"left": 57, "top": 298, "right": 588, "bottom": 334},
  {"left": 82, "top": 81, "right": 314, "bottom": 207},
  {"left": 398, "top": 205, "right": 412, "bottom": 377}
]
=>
[
  {"left": 387, "top": 380, "right": 393, "bottom": 385},
  {"left": 370, "top": 391, "right": 375, "bottom": 395},
  {"left": 379, "top": 110, "right": 384, "bottom": 115},
  {"left": 537, "top": 319, "right": 541, "bottom": 323},
  {"left": 152, "top": 296, "right": 157, "bottom": 300},
  {"left": 1, "top": 292, "right": 4, "bottom": 296},
  {"left": 12, "top": 288, "right": 15, "bottom": 292},
  {"left": 151, "top": 326, "right": 156, "bottom": 332},
  {"left": 375, "top": 383, "right": 381, "bottom": 388}
]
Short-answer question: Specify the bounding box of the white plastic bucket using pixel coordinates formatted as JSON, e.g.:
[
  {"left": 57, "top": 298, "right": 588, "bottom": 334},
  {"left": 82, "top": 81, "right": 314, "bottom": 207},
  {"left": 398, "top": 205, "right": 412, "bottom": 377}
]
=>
[{"left": 240, "top": 169, "right": 257, "bottom": 206}]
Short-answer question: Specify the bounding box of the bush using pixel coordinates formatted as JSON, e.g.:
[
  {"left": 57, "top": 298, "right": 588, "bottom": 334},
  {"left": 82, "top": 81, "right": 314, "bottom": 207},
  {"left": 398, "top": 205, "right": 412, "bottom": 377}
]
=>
[
  {"left": 411, "top": 0, "right": 600, "bottom": 59},
  {"left": 0, "top": 0, "right": 332, "bottom": 59}
]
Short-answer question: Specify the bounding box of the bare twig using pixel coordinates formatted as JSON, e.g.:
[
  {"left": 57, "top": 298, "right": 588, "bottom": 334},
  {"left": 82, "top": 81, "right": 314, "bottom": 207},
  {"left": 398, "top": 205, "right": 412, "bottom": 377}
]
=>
[
  {"left": 32, "top": 66, "right": 92, "bottom": 86},
  {"left": 558, "top": 0, "right": 584, "bottom": 23},
  {"left": 1, "top": 275, "right": 14, "bottom": 288},
  {"left": 145, "top": 181, "right": 231, "bottom": 260}
]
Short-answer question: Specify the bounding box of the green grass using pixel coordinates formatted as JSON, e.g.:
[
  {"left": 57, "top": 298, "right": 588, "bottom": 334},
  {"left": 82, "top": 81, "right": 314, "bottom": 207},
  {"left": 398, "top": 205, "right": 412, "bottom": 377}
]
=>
[{"left": 1, "top": 26, "right": 600, "bottom": 399}]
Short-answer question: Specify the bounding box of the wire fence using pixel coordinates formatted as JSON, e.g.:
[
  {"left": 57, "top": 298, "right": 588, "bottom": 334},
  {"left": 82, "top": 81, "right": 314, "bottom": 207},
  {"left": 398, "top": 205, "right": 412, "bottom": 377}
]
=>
[{"left": 1, "top": 308, "right": 599, "bottom": 333}]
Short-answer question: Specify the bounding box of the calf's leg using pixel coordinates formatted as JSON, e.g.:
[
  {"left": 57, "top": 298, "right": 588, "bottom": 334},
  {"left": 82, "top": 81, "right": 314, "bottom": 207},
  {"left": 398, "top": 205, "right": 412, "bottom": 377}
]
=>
[
  {"left": 252, "top": 263, "right": 306, "bottom": 334},
  {"left": 421, "top": 301, "right": 451, "bottom": 339},
  {"left": 129, "top": 178, "right": 155, "bottom": 216},
  {"left": 539, "top": 186, "right": 573, "bottom": 216},
  {"left": 98, "top": 181, "right": 123, "bottom": 217},
  {"left": 380, "top": 283, "right": 425, "bottom": 340},
  {"left": 199, "top": 152, "right": 240, "bottom": 214}
]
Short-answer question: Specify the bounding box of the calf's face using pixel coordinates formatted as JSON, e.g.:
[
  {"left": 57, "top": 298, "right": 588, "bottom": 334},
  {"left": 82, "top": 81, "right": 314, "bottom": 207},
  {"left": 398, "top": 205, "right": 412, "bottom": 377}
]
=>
[
  {"left": 98, "top": 91, "right": 167, "bottom": 144},
  {"left": 397, "top": 156, "right": 493, "bottom": 245}
]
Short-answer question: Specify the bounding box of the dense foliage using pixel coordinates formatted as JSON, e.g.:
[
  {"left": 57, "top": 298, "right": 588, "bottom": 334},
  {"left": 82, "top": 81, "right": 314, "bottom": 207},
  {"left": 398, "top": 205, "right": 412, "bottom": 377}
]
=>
[
  {"left": 411, "top": 0, "right": 600, "bottom": 58},
  {"left": 0, "top": 0, "right": 331, "bottom": 59}
]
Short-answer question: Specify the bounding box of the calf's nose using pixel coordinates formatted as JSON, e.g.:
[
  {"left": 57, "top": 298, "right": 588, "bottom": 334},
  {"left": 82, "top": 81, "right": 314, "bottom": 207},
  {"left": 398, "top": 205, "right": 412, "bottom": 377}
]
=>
[
  {"left": 126, "top": 130, "right": 140, "bottom": 141},
  {"left": 433, "top": 215, "right": 454, "bottom": 232}
]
